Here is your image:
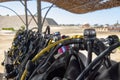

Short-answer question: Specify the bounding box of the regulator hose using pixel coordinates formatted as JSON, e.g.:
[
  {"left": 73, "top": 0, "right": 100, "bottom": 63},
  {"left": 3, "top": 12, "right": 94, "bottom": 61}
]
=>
[
  {"left": 76, "top": 42, "right": 120, "bottom": 80},
  {"left": 28, "top": 38, "right": 84, "bottom": 79},
  {"left": 21, "top": 35, "right": 83, "bottom": 80}
]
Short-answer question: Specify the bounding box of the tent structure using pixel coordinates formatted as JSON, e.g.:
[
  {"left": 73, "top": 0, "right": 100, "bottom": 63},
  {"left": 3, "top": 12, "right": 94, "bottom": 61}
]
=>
[
  {"left": 42, "top": 0, "right": 120, "bottom": 14},
  {"left": 0, "top": 0, "right": 120, "bottom": 14},
  {"left": 0, "top": 0, "right": 120, "bottom": 31}
]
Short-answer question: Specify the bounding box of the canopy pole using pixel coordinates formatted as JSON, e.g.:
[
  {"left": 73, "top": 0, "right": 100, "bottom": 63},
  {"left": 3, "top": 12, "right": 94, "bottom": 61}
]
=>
[
  {"left": 24, "top": 0, "right": 28, "bottom": 30},
  {"left": 37, "top": 0, "right": 42, "bottom": 33}
]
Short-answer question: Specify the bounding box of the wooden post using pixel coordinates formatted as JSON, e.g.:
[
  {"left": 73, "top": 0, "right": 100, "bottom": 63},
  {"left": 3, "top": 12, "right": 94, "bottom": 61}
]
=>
[
  {"left": 37, "top": 0, "right": 42, "bottom": 33},
  {"left": 24, "top": 0, "right": 28, "bottom": 30}
]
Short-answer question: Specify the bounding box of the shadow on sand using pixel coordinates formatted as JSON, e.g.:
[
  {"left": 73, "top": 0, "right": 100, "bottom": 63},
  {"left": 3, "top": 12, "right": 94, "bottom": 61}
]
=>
[{"left": 0, "top": 73, "right": 3, "bottom": 80}]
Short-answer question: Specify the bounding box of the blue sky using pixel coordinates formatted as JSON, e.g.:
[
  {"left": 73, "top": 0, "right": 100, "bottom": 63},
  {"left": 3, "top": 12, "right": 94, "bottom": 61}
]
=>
[{"left": 0, "top": 1, "right": 120, "bottom": 25}]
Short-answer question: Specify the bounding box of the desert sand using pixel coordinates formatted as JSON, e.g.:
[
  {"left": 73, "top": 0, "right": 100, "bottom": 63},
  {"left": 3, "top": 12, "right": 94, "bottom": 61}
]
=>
[{"left": 0, "top": 34, "right": 14, "bottom": 73}]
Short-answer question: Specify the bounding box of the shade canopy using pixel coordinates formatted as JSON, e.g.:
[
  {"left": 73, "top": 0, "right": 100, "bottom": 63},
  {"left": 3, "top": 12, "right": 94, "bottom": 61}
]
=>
[
  {"left": 0, "top": 0, "right": 120, "bottom": 14},
  {"left": 43, "top": 0, "right": 120, "bottom": 14},
  {"left": 0, "top": 0, "right": 15, "bottom": 2}
]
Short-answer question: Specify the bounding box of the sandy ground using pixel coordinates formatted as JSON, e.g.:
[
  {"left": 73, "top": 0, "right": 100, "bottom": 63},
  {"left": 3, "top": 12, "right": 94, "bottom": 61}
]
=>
[
  {"left": 0, "top": 27, "right": 120, "bottom": 74},
  {"left": 0, "top": 34, "right": 14, "bottom": 73}
]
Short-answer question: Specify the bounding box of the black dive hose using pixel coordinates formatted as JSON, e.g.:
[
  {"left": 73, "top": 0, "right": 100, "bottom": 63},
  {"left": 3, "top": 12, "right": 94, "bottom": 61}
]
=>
[
  {"left": 93, "top": 39, "right": 112, "bottom": 68},
  {"left": 39, "top": 38, "right": 84, "bottom": 69},
  {"left": 25, "top": 37, "right": 109, "bottom": 80},
  {"left": 28, "top": 38, "right": 84, "bottom": 80},
  {"left": 44, "top": 26, "right": 50, "bottom": 34},
  {"left": 43, "top": 50, "right": 85, "bottom": 80},
  {"left": 30, "top": 49, "right": 85, "bottom": 80},
  {"left": 82, "top": 38, "right": 112, "bottom": 80},
  {"left": 86, "top": 41, "right": 92, "bottom": 66},
  {"left": 28, "top": 43, "right": 62, "bottom": 80},
  {"left": 76, "top": 42, "right": 120, "bottom": 80},
  {"left": 16, "top": 35, "right": 47, "bottom": 79}
]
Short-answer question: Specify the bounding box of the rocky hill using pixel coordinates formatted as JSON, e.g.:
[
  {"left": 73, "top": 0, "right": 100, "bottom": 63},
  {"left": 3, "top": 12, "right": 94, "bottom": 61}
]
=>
[{"left": 0, "top": 15, "right": 58, "bottom": 30}]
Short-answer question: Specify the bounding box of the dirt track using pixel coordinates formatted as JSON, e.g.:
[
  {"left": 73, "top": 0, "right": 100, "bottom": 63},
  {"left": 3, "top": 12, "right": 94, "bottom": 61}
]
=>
[{"left": 0, "top": 27, "right": 120, "bottom": 74}]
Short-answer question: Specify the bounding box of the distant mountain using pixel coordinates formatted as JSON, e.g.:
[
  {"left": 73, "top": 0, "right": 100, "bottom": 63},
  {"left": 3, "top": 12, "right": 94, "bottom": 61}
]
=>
[
  {"left": 0, "top": 15, "right": 58, "bottom": 30},
  {"left": 46, "top": 18, "right": 58, "bottom": 25}
]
